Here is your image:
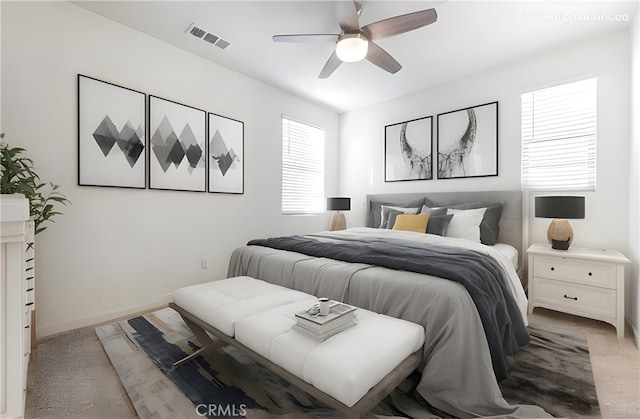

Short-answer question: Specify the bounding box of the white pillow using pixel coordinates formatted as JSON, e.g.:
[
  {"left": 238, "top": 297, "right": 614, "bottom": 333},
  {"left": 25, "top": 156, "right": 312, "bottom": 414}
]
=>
[{"left": 446, "top": 207, "right": 488, "bottom": 243}]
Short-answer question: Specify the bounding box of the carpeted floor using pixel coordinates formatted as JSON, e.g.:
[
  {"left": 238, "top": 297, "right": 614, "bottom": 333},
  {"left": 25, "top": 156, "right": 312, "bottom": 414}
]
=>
[{"left": 96, "top": 307, "right": 601, "bottom": 419}]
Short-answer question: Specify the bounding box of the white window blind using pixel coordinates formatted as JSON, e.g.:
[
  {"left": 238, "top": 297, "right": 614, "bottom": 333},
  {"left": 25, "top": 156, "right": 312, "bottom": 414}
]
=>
[
  {"left": 282, "top": 116, "right": 325, "bottom": 215},
  {"left": 521, "top": 78, "right": 597, "bottom": 191}
]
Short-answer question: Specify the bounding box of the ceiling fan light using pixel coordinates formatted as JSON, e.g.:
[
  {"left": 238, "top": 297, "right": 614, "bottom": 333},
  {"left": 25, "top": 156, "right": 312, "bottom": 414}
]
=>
[{"left": 336, "top": 34, "right": 368, "bottom": 62}]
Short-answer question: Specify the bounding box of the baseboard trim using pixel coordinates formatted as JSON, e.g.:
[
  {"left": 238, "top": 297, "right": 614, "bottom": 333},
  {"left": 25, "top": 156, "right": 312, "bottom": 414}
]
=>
[
  {"left": 624, "top": 307, "right": 639, "bottom": 348},
  {"left": 36, "top": 293, "right": 172, "bottom": 339},
  {"left": 630, "top": 318, "right": 639, "bottom": 349}
]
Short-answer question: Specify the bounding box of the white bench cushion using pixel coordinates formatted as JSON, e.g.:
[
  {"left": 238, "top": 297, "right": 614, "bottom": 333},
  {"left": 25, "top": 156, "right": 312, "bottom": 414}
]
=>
[
  {"left": 235, "top": 300, "right": 425, "bottom": 408},
  {"left": 172, "top": 276, "right": 315, "bottom": 336}
]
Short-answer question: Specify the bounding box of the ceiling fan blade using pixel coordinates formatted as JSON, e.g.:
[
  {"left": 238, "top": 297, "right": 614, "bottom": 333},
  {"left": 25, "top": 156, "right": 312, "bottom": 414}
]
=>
[
  {"left": 333, "top": 0, "right": 360, "bottom": 31},
  {"left": 273, "top": 34, "right": 339, "bottom": 43},
  {"left": 362, "top": 8, "right": 437, "bottom": 40},
  {"left": 366, "top": 41, "right": 402, "bottom": 74},
  {"left": 318, "top": 51, "right": 343, "bottom": 79}
]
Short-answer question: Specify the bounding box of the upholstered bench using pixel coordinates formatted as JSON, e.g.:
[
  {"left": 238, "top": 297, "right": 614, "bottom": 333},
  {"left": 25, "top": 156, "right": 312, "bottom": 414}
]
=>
[
  {"left": 172, "top": 276, "right": 315, "bottom": 336},
  {"left": 170, "top": 276, "right": 425, "bottom": 418}
]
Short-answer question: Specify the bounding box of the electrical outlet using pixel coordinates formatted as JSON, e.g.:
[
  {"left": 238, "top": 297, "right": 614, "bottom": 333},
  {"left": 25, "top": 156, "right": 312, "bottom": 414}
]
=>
[{"left": 200, "top": 258, "right": 208, "bottom": 269}]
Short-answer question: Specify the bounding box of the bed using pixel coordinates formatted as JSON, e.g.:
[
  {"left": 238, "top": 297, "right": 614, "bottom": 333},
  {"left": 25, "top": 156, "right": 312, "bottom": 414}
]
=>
[{"left": 228, "top": 190, "right": 549, "bottom": 418}]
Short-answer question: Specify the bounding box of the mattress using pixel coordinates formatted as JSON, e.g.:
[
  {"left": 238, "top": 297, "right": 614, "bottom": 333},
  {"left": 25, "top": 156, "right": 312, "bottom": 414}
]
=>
[{"left": 494, "top": 242, "right": 519, "bottom": 270}]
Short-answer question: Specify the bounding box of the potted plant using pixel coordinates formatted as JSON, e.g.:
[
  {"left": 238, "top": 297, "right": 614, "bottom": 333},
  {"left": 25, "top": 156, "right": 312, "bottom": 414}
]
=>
[{"left": 1, "top": 132, "right": 70, "bottom": 233}]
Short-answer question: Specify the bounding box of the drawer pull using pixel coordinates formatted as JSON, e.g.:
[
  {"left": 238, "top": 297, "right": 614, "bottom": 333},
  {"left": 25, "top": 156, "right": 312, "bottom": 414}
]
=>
[
  {"left": 588, "top": 272, "right": 593, "bottom": 276},
  {"left": 563, "top": 294, "right": 578, "bottom": 301},
  {"left": 550, "top": 267, "right": 555, "bottom": 271}
]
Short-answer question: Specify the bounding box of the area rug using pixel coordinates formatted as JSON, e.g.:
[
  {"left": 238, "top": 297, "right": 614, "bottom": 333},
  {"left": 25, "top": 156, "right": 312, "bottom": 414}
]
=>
[{"left": 96, "top": 307, "right": 600, "bottom": 419}]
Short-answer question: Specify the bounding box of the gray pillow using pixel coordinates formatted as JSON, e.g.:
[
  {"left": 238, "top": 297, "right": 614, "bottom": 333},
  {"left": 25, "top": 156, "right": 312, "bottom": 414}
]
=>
[
  {"left": 368, "top": 197, "right": 426, "bottom": 228},
  {"left": 444, "top": 201, "right": 503, "bottom": 245},
  {"left": 385, "top": 210, "right": 404, "bottom": 229},
  {"left": 426, "top": 214, "right": 454, "bottom": 236},
  {"left": 379, "top": 205, "right": 421, "bottom": 228},
  {"left": 419, "top": 206, "right": 448, "bottom": 216}
]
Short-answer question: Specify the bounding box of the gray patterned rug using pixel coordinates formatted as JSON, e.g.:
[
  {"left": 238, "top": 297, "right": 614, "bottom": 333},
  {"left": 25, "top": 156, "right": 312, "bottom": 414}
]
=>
[
  {"left": 96, "top": 307, "right": 600, "bottom": 419},
  {"left": 499, "top": 326, "right": 600, "bottom": 418}
]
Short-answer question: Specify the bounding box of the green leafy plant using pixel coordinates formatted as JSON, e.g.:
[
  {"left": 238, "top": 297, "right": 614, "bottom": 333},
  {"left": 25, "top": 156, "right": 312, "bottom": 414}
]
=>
[{"left": 1, "top": 133, "right": 70, "bottom": 234}]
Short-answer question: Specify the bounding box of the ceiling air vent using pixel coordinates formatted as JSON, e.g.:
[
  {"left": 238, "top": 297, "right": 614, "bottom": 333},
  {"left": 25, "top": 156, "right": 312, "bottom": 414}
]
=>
[
  {"left": 189, "top": 26, "right": 206, "bottom": 39},
  {"left": 203, "top": 33, "right": 219, "bottom": 45},
  {"left": 186, "top": 23, "right": 231, "bottom": 50}
]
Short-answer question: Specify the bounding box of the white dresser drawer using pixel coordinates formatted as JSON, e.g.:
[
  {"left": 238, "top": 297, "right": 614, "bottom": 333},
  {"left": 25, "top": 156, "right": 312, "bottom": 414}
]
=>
[
  {"left": 23, "top": 310, "right": 32, "bottom": 357},
  {"left": 533, "top": 256, "right": 616, "bottom": 289},
  {"left": 527, "top": 243, "right": 629, "bottom": 337},
  {"left": 25, "top": 288, "right": 35, "bottom": 309},
  {"left": 534, "top": 278, "right": 616, "bottom": 319}
]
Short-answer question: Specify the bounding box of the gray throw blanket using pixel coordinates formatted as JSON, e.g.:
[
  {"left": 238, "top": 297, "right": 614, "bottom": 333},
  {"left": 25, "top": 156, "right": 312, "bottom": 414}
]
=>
[{"left": 248, "top": 235, "right": 529, "bottom": 381}]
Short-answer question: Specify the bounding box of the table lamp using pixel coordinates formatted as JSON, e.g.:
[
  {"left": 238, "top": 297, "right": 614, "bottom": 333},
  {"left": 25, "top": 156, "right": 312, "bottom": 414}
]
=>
[
  {"left": 535, "top": 196, "right": 585, "bottom": 250},
  {"left": 327, "top": 197, "right": 350, "bottom": 231}
]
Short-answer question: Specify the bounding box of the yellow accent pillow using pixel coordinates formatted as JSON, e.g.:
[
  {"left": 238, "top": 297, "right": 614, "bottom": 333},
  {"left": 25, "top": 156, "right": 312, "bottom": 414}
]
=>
[{"left": 392, "top": 212, "right": 430, "bottom": 233}]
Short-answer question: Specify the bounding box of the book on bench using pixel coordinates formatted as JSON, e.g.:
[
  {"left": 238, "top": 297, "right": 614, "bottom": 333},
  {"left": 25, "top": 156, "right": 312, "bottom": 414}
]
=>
[{"left": 293, "top": 302, "right": 357, "bottom": 341}]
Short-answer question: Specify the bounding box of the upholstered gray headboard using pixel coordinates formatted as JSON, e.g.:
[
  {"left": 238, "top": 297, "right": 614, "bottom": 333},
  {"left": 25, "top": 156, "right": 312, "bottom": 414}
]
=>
[{"left": 366, "top": 190, "right": 523, "bottom": 263}]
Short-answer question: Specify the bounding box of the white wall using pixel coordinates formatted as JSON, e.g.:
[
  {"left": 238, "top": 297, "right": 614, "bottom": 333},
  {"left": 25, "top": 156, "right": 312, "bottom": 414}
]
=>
[
  {"left": 339, "top": 30, "right": 631, "bottom": 254},
  {"left": 629, "top": 9, "right": 640, "bottom": 345},
  {"left": 1, "top": 1, "right": 339, "bottom": 337},
  {"left": 339, "top": 29, "right": 634, "bottom": 326}
]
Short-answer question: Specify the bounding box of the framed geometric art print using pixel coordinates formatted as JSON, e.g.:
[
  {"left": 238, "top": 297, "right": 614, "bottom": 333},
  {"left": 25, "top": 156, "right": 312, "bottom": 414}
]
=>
[
  {"left": 436, "top": 101, "right": 498, "bottom": 179},
  {"left": 385, "top": 115, "right": 433, "bottom": 182},
  {"left": 78, "top": 74, "right": 146, "bottom": 188},
  {"left": 208, "top": 113, "right": 244, "bottom": 194},
  {"left": 149, "top": 95, "right": 206, "bottom": 192}
]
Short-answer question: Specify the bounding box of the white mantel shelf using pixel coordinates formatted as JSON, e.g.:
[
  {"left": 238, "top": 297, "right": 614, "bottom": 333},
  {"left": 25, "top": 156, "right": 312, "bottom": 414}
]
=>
[{"left": 1, "top": 194, "right": 30, "bottom": 221}]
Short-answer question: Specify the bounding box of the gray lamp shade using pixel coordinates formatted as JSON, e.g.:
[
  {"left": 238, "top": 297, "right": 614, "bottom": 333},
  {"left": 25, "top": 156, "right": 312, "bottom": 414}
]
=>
[
  {"left": 535, "top": 196, "right": 585, "bottom": 219},
  {"left": 326, "top": 197, "right": 351, "bottom": 211}
]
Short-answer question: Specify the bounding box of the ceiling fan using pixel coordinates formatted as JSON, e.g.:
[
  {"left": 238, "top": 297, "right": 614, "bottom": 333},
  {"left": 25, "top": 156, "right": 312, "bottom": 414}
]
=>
[{"left": 272, "top": 1, "right": 437, "bottom": 79}]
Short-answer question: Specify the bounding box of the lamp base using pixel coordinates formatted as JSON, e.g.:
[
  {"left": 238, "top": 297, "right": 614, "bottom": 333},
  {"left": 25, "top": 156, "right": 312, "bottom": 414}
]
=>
[
  {"left": 547, "top": 219, "right": 574, "bottom": 250},
  {"left": 329, "top": 212, "right": 346, "bottom": 231},
  {"left": 550, "top": 239, "right": 571, "bottom": 250}
]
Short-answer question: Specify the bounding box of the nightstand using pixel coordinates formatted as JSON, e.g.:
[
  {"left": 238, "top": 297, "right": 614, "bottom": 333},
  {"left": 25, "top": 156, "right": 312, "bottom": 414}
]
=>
[{"left": 527, "top": 243, "right": 630, "bottom": 337}]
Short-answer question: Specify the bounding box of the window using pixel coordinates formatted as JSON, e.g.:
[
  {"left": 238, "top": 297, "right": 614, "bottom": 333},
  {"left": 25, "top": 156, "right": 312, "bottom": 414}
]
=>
[
  {"left": 521, "top": 78, "right": 597, "bottom": 191},
  {"left": 282, "top": 116, "right": 325, "bottom": 214}
]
